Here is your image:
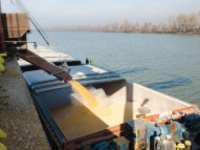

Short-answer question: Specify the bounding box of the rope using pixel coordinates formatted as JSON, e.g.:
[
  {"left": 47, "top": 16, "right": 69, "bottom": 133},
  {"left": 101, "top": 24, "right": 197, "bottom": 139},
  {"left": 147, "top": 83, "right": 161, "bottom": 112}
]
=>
[
  {"left": 15, "top": 0, "right": 50, "bottom": 45},
  {"left": 11, "top": 0, "right": 70, "bottom": 70},
  {"left": 11, "top": 0, "right": 49, "bottom": 45},
  {"left": 187, "top": 114, "right": 200, "bottom": 128},
  {"left": 17, "top": 0, "right": 51, "bottom": 41},
  {"left": 16, "top": 0, "right": 68, "bottom": 63},
  {"left": 191, "top": 114, "right": 200, "bottom": 128},
  {"left": 193, "top": 121, "right": 200, "bottom": 128}
]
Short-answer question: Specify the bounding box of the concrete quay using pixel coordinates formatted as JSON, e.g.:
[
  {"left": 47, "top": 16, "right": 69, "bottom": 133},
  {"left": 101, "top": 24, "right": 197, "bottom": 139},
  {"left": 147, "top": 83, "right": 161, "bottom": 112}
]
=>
[{"left": 0, "top": 58, "right": 50, "bottom": 150}]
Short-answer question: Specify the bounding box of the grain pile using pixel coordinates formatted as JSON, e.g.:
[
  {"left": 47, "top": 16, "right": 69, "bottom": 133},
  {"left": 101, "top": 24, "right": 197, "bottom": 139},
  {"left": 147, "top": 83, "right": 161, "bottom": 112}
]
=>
[{"left": 49, "top": 80, "right": 141, "bottom": 140}]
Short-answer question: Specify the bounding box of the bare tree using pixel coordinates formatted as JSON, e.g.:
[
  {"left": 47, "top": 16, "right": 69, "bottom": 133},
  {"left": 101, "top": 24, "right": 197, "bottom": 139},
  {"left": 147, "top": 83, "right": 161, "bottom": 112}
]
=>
[
  {"left": 168, "top": 15, "right": 177, "bottom": 33},
  {"left": 176, "top": 14, "right": 188, "bottom": 32},
  {"left": 109, "top": 22, "right": 119, "bottom": 32},
  {"left": 157, "top": 20, "right": 169, "bottom": 33},
  {"left": 187, "top": 13, "right": 198, "bottom": 32},
  {"left": 197, "top": 10, "right": 200, "bottom": 32},
  {"left": 103, "top": 24, "right": 109, "bottom": 32},
  {"left": 41, "top": 10, "right": 200, "bottom": 34},
  {"left": 120, "top": 20, "right": 132, "bottom": 32},
  {"left": 135, "top": 22, "right": 140, "bottom": 33},
  {"left": 130, "top": 24, "right": 136, "bottom": 33}
]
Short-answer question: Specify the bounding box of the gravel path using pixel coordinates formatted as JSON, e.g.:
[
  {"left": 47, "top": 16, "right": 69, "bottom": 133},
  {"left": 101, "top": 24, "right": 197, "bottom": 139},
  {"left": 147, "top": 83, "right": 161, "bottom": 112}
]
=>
[{"left": 0, "top": 59, "right": 51, "bottom": 150}]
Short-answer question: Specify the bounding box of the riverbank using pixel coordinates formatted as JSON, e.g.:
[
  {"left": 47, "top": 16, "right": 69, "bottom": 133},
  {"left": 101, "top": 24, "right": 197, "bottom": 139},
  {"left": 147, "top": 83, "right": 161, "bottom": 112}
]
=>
[{"left": 33, "top": 29, "right": 200, "bottom": 35}]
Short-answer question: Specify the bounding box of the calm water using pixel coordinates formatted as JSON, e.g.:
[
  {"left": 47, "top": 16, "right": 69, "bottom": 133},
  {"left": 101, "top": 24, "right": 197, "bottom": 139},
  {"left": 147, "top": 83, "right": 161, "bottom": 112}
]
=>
[{"left": 27, "top": 32, "right": 200, "bottom": 106}]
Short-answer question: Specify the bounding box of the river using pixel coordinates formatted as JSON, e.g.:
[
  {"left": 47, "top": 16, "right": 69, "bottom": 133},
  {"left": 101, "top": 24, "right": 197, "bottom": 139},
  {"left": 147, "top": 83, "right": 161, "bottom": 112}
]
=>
[{"left": 27, "top": 32, "right": 200, "bottom": 107}]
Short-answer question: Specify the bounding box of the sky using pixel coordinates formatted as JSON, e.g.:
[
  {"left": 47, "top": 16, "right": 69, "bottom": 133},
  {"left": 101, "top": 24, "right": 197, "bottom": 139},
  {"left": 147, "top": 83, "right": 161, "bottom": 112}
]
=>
[{"left": 2, "top": 0, "right": 200, "bottom": 27}]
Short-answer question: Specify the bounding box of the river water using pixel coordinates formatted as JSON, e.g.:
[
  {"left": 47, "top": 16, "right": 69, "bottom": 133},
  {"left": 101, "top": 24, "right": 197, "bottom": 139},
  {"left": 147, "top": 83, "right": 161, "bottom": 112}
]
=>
[{"left": 27, "top": 32, "right": 200, "bottom": 107}]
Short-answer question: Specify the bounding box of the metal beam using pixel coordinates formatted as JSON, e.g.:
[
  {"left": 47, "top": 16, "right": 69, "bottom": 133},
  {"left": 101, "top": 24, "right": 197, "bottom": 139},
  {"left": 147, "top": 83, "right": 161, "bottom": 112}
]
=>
[{"left": 19, "top": 50, "right": 72, "bottom": 83}]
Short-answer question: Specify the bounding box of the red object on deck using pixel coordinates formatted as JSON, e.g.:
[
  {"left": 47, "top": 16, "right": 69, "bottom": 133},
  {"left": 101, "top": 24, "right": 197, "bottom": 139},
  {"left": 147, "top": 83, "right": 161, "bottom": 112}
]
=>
[{"left": 19, "top": 50, "right": 72, "bottom": 83}]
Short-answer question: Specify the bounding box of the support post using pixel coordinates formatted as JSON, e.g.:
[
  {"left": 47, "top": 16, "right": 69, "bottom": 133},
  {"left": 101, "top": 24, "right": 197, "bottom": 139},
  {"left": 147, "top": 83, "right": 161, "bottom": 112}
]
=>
[{"left": 0, "top": 0, "right": 6, "bottom": 53}]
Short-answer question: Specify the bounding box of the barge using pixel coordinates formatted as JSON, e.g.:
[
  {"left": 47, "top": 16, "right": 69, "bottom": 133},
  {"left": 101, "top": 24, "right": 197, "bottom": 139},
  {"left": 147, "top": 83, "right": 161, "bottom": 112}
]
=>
[
  {"left": 18, "top": 44, "right": 200, "bottom": 150},
  {"left": 0, "top": 4, "right": 200, "bottom": 150}
]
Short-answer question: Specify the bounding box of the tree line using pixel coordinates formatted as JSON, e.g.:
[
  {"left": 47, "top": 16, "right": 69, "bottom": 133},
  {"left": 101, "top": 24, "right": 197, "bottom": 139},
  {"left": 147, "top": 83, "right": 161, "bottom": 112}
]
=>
[{"left": 42, "top": 11, "right": 200, "bottom": 34}]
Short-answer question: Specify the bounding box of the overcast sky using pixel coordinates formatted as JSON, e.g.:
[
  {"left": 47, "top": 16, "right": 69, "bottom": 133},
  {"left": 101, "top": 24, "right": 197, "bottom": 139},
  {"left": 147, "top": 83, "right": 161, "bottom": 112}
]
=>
[{"left": 2, "top": 0, "right": 200, "bottom": 27}]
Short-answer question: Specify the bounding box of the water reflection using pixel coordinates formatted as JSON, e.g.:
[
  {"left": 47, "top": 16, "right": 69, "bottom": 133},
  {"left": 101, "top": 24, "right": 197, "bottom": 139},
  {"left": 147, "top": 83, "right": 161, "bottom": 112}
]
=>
[{"left": 145, "top": 77, "right": 192, "bottom": 90}]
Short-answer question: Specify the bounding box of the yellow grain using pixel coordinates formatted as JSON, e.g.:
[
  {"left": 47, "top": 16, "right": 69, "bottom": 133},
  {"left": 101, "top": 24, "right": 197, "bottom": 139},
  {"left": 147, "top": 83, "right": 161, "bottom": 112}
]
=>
[
  {"left": 71, "top": 80, "right": 97, "bottom": 108},
  {"left": 49, "top": 80, "right": 142, "bottom": 140}
]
